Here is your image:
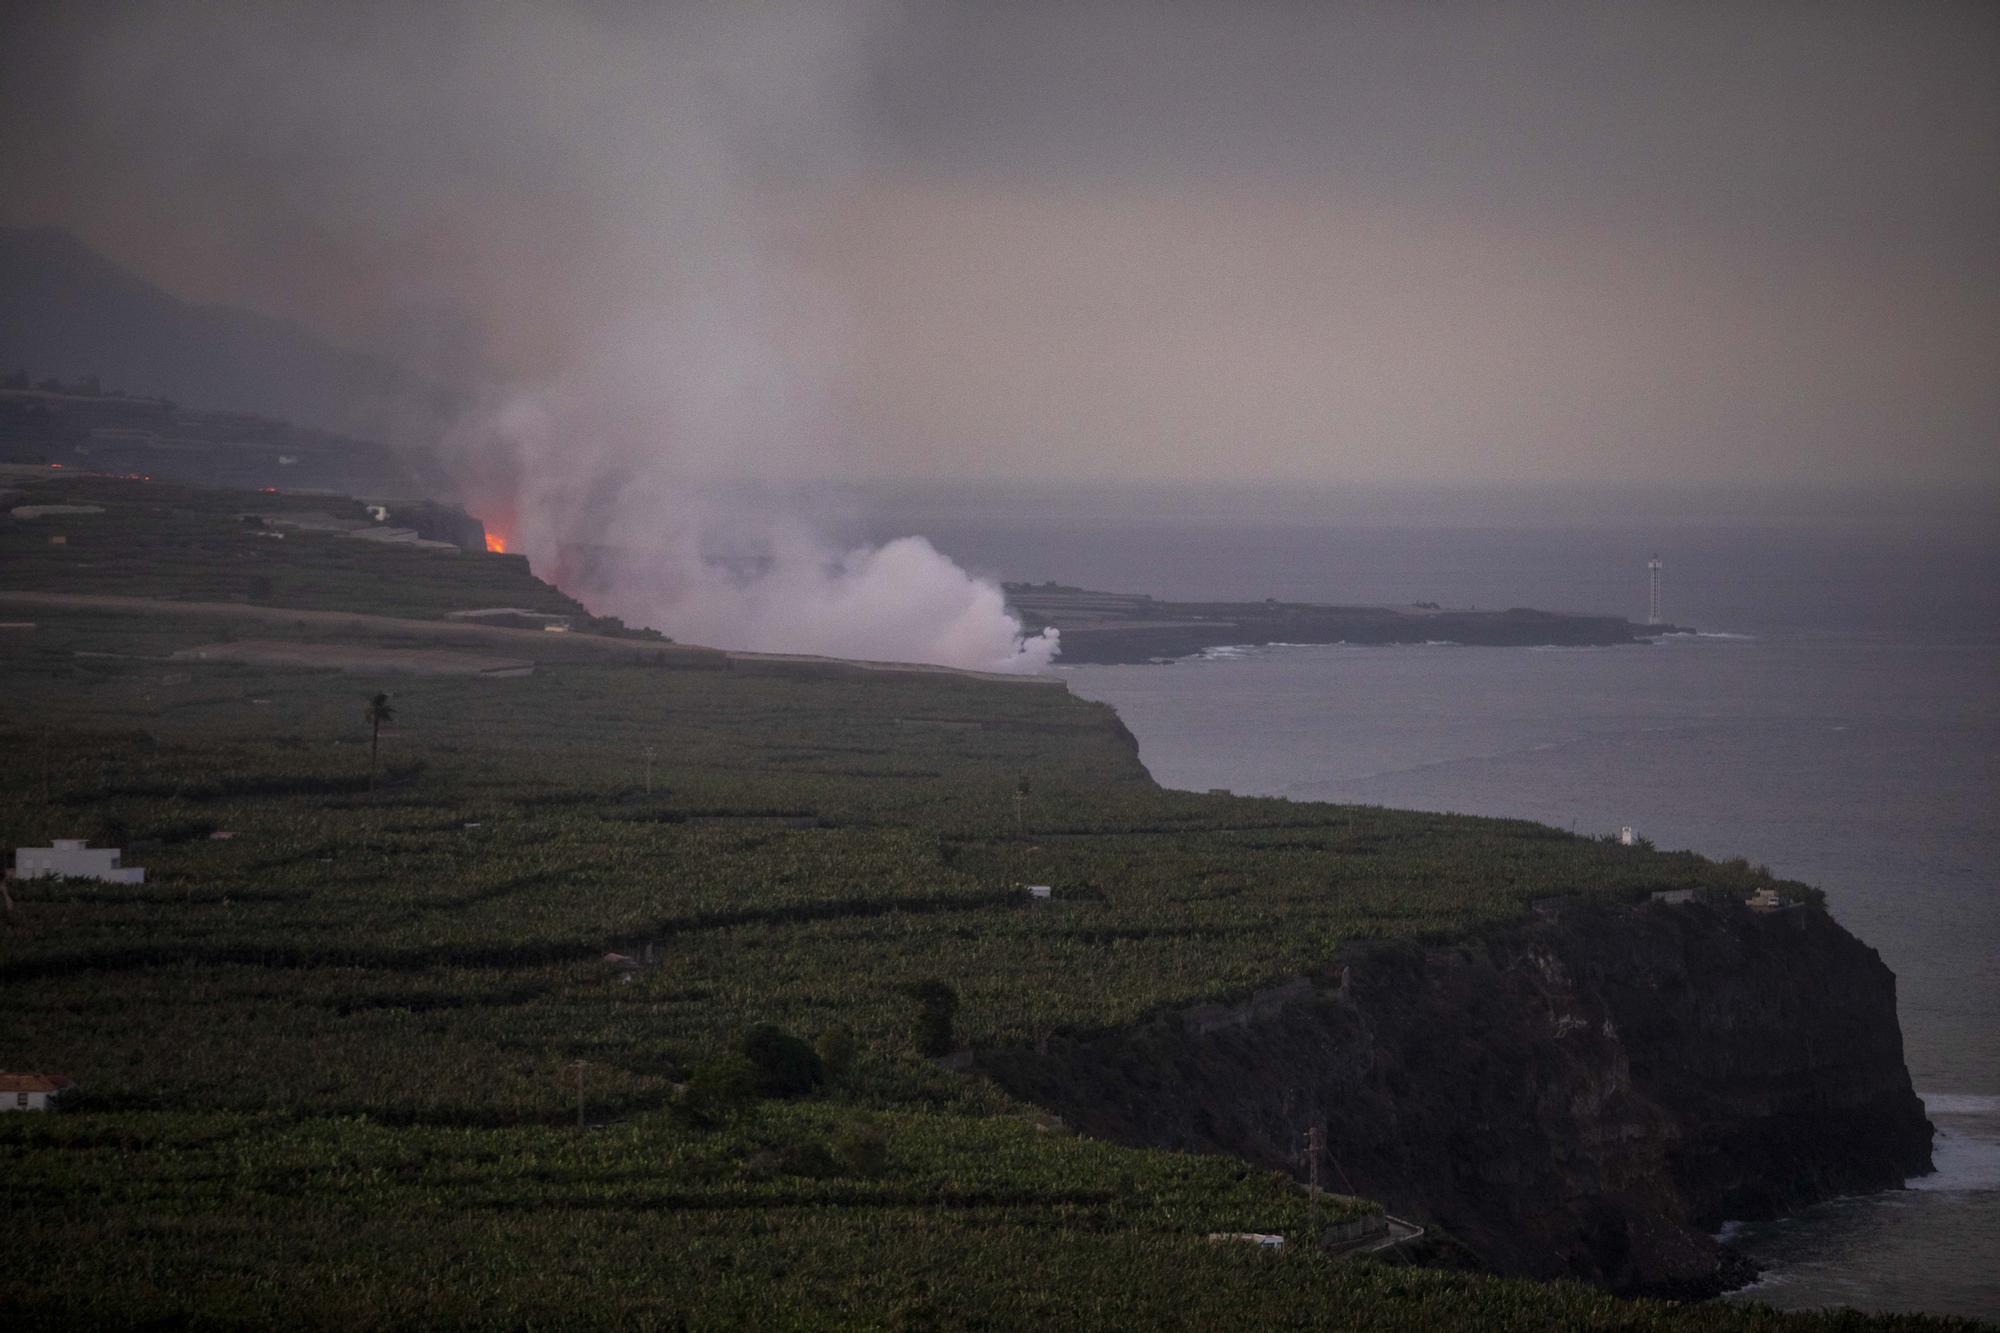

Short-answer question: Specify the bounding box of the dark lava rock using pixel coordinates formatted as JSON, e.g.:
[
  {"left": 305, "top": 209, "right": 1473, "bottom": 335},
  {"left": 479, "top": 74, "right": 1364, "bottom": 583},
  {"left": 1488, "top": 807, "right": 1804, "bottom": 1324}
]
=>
[{"left": 979, "top": 898, "right": 1932, "bottom": 1298}]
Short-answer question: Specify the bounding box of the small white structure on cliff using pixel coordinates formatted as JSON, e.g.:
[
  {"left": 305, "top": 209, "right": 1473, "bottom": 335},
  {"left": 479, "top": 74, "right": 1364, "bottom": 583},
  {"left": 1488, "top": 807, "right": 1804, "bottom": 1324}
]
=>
[{"left": 13, "top": 840, "right": 143, "bottom": 884}]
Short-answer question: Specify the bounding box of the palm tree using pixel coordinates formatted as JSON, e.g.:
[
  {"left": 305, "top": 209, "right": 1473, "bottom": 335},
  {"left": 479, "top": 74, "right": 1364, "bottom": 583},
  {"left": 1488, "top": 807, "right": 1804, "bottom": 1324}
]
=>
[{"left": 364, "top": 693, "right": 395, "bottom": 789}]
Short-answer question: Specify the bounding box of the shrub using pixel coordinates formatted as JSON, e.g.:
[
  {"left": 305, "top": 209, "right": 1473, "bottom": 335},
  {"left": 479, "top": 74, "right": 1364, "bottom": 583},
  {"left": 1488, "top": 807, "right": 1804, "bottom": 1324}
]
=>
[
  {"left": 737, "top": 1023, "right": 824, "bottom": 1098},
  {"left": 679, "top": 1053, "right": 759, "bottom": 1124},
  {"left": 744, "top": 1135, "right": 845, "bottom": 1179},
  {"left": 831, "top": 1115, "right": 890, "bottom": 1177},
  {"left": 777, "top": 1139, "right": 840, "bottom": 1178},
  {"left": 904, "top": 979, "right": 959, "bottom": 1057},
  {"left": 814, "top": 1026, "right": 858, "bottom": 1081}
]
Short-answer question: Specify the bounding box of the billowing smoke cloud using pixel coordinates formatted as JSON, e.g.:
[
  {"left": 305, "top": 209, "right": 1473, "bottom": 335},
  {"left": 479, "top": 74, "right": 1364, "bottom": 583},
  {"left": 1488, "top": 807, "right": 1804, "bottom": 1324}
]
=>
[
  {"left": 450, "top": 365, "right": 1058, "bottom": 672},
  {"left": 412, "top": 2, "right": 1056, "bottom": 672},
  {"left": 6, "top": 0, "right": 1058, "bottom": 672}
]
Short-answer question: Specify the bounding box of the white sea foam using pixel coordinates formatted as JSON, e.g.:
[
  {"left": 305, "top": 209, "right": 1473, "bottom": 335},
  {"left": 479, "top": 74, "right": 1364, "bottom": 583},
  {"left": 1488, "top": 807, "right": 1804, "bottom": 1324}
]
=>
[
  {"left": 1657, "top": 629, "right": 1758, "bottom": 643},
  {"left": 1906, "top": 1095, "right": 2000, "bottom": 1193},
  {"left": 1919, "top": 1092, "right": 2000, "bottom": 1117},
  {"left": 1909, "top": 1128, "right": 2000, "bottom": 1193}
]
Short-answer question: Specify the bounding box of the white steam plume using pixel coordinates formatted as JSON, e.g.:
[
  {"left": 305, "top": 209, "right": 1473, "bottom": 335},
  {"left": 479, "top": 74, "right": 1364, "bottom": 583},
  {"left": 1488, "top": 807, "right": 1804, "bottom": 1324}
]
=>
[
  {"left": 453, "top": 371, "right": 1059, "bottom": 673},
  {"left": 43, "top": 1, "right": 1061, "bottom": 673},
  {"left": 432, "top": 3, "right": 1058, "bottom": 674}
]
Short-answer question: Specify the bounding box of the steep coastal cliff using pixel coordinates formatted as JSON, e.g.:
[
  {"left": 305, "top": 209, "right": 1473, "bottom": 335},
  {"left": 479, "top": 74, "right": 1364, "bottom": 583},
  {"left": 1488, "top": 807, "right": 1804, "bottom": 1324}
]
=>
[{"left": 981, "top": 897, "right": 1933, "bottom": 1298}]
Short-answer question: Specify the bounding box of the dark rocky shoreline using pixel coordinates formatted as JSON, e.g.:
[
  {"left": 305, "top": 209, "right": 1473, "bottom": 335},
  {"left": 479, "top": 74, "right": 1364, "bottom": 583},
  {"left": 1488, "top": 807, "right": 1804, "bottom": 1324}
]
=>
[{"left": 1006, "top": 581, "right": 1687, "bottom": 664}]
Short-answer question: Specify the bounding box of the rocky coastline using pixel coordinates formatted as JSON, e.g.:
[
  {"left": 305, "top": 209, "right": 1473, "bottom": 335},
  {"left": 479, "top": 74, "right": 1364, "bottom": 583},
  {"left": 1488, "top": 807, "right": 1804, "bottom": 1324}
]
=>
[
  {"left": 1006, "top": 582, "right": 1687, "bottom": 664},
  {"left": 980, "top": 895, "right": 1933, "bottom": 1299}
]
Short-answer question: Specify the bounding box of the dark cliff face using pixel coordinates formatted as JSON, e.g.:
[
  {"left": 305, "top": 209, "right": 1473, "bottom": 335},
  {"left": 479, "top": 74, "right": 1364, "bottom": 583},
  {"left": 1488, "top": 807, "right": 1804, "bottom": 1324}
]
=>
[{"left": 980, "top": 899, "right": 1933, "bottom": 1298}]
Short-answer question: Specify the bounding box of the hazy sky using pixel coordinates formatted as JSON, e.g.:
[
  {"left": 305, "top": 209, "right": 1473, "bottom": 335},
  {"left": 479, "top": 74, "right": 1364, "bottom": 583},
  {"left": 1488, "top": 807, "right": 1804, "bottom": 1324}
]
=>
[{"left": 4, "top": 0, "right": 1995, "bottom": 490}]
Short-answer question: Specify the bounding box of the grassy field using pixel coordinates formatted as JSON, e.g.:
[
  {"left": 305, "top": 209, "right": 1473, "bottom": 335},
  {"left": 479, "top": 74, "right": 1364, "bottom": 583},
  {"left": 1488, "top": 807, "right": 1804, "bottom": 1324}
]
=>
[{"left": 0, "top": 479, "right": 1956, "bottom": 1330}]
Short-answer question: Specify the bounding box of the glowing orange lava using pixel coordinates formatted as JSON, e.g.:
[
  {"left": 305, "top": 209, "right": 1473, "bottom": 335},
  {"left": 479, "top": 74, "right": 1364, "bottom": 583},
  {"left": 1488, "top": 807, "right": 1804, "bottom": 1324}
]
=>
[{"left": 485, "top": 530, "right": 508, "bottom": 554}]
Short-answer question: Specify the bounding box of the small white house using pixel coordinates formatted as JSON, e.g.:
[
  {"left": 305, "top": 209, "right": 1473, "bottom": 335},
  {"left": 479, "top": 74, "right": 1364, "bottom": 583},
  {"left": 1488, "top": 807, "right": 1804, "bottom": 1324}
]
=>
[
  {"left": 0, "top": 1073, "right": 74, "bottom": 1112},
  {"left": 1206, "top": 1232, "right": 1285, "bottom": 1249},
  {"left": 13, "top": 840, "right": 143, "bottom": 884},
  {"left": 1618, "top": 827, "right": 1637, "bottom": 847},
  {"left": 1026, "top": 885, "right": 1053, "bottom": 900}
]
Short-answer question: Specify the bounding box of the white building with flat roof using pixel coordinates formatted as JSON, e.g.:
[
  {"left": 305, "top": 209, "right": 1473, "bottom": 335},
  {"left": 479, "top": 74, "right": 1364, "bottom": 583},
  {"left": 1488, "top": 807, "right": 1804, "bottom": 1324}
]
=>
[{"left": 13, "top": 840, "right": 143, "bottom": 884}]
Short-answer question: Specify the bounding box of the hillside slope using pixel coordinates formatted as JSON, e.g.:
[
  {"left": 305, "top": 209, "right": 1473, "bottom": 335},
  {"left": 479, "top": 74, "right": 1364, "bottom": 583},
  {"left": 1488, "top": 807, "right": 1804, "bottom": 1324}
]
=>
[{"left": 0, "top": 226, "right": 455, "bottom": 439}]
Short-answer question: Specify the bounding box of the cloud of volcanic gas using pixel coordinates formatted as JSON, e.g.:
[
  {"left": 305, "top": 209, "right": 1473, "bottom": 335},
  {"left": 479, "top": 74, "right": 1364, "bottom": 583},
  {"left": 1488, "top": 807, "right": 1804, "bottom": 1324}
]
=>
[
  {"left": 24, "top": 0, "right": 1058, "bottom": 672},
  {"left": 419, "top": 2, "right": 1057, "bottom": 672},
  {"left": 448, "top": 361, "right": 1059, "bottom": 673}
]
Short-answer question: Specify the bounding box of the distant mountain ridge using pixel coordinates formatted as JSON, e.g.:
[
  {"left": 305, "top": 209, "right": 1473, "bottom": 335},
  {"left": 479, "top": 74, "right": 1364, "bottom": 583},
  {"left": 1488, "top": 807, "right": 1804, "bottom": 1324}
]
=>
[{"left": 0, "top": 226, "right": 458, "bottom": 439}]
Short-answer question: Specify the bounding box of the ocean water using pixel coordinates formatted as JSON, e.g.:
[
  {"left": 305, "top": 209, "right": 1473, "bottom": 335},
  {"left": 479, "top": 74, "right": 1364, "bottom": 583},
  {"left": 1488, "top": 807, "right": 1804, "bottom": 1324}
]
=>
[{"left": 871, "top": 484, "right": 2000, "bottom": 1320}]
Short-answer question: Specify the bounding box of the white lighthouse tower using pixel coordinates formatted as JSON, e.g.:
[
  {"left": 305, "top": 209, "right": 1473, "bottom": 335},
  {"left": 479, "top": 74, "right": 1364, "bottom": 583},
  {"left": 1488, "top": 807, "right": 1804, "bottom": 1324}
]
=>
[{"left": 1647, "top": 554, "right": 1663, "bottom": 625}]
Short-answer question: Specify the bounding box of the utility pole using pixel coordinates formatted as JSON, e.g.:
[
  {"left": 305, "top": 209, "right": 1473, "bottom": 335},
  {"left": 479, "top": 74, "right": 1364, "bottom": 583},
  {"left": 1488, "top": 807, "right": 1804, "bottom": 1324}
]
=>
[
  {"left": 570, "top": 1058, "right": 587, "bottom": 1130},
  {"left": 1306, "top": 1122, "right": 1325, "bottom": 1230},
  {"left": 643, "top": 745, "right": 657, "bottom": 795}
]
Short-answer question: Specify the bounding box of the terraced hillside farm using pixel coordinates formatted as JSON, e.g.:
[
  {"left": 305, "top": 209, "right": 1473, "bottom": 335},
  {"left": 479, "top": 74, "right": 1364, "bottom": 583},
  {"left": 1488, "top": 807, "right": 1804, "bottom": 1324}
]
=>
[{"left": 0, "top": 482, "right": 1954, "bottom": 1330}]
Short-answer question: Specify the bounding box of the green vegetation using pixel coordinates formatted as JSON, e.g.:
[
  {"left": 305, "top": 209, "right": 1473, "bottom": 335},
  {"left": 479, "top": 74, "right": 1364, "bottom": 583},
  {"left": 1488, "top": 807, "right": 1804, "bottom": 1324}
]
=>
[
  {"left": 16, "top": 1107, "right": 1964, "bottom": 1332},
  {"left": 741, "top": 1023, "right": 827, "bottom": 1098},
  {"left": 0, "top": 472, "right": 606, "bottom": 624},
  {"left": 0, "top": 624, "right": 1798, "bottom": 1114},
  {"left": 0, "top": 481, "right": 1907, "bottom": 1328}
]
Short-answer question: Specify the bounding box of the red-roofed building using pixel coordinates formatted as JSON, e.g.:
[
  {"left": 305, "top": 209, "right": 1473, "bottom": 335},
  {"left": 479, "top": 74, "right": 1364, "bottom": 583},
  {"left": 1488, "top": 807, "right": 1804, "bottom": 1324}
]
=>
[{"left": 0, "top": 1073, "right": 75, "bottom": 1111}]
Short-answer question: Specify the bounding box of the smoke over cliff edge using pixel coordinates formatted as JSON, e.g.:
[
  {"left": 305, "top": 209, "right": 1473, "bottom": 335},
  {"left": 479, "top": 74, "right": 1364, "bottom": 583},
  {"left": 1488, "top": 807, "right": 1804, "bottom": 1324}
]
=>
[{"left": 450, "top": 369, "right": 1057, "bottom": 672}]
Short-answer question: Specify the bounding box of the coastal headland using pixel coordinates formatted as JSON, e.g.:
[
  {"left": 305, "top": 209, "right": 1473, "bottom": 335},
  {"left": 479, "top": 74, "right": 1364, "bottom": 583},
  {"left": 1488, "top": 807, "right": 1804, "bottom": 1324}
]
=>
[
  {"left": 982, "top": 895, "right": 1933, "bottom": 1300},
  {"left": 1007, "top": 581, "right": 1688, "bottom": 664}
]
